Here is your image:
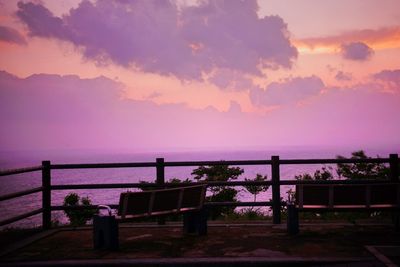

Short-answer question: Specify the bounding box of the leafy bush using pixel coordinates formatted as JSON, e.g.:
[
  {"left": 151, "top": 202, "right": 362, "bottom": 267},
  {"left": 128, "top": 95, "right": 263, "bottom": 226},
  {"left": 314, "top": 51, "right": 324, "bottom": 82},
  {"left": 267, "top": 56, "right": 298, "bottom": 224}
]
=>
[
  {"left": 294, "top": 150, "right": 390, "bottom": 182},
  {"left": 244, "top": 174, "right": 269, "bottom": 202},
  {"left": 192, "top": 163, "right": 244, "bottom": 219},
  {"left": 295, "top": 166, "right": 334, "bottom": 181},
  {"left": 63, "top": 193, "right": 98, "bottom": 226},
  {"left": 239, "top": 208, "right": 267, "bottom": 220},
  {"left": 336, "top": 150, "right": 389, "bottom": 180}
]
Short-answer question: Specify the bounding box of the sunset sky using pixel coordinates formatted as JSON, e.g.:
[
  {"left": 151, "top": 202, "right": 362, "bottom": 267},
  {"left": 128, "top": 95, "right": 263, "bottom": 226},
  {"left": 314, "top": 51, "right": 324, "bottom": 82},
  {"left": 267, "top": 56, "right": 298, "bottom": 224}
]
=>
[{"left": 0, "top": 0, "right": 399, "bottom": 152}]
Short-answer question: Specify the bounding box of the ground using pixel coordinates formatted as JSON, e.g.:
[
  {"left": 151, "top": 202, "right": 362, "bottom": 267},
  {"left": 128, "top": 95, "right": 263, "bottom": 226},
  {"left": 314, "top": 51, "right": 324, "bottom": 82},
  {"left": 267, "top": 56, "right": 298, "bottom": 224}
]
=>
[{"left": 1, "top": 219, "right": 399, "bottom": 266}]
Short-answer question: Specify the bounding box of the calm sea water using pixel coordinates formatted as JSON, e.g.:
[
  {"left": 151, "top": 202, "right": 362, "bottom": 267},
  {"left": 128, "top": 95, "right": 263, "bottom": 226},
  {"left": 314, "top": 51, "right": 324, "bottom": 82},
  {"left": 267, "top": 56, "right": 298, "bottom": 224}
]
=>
[{"left": 1, "top": 147, "right": 398, "bottom": 228}]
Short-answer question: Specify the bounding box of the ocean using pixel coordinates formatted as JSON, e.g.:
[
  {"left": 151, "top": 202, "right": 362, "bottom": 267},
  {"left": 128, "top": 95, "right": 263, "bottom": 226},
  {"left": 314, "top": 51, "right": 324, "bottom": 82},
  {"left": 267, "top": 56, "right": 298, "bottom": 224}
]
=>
[{"left": 1, "top": 147, "right": 398, "bottom": 229}]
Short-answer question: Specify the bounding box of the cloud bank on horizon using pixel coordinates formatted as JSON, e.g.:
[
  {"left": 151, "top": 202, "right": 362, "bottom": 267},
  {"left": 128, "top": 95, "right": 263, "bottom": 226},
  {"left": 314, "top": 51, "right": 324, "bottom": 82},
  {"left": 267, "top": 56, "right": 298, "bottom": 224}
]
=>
[
  {"left": 1, "top": 70, "right": 399, "bottom": 151},
  {"left": 0, "top": 0, "right": 399, "bottom": 152}
]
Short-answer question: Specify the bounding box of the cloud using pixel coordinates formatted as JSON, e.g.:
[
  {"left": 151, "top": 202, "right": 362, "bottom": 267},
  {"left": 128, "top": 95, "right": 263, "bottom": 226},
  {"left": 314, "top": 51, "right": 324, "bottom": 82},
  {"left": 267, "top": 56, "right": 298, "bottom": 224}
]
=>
[
  {"left": 16, "top": 0, "right": 297, "bottom": 81},
  {"left": 180, "top": 0, "right": 297, "bottom": 73},
  {"left": 335, "top": 71, "right": 352, "bottom": 81},
  {"left": 0, "top": 25, "right": 26, "bottom": 45},
  {"left": 147, "top": 91, "right": 162, "bottom": 99},
  {"left": 374, "top": 69, "right": 400, "bottom": 84},
  {"left": 341, "top": 42, "right": 374, "bottom": 61},
  {"left": 1, "top": 70, "right": 399, "bottom": 151},
  {"left": 373, "top": 69, "right": 400, "bottom": 90},
  {"left": 227, "top": 101, "right": 242, "bottom": 114},
  {"left": 208, "top": 69, "right": 255, "bottom": 91},
  {"left": 278, "top": 85, "right": 400, "bottom": 148},
  {"left": 0, "top": 70, "right": 252, "bottom": 151},
  {"left": 250, "top": 76, "right": 324, "bottom": 106},
  {"left": 296, "top": 26, "right": 400, "bottom": 50}
]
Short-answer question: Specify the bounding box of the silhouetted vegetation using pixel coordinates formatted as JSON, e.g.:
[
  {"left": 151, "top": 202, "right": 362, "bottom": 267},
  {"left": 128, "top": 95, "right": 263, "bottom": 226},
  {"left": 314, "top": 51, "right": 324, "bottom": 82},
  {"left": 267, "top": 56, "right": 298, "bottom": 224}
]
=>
[
  {"left": 139, "top": 177, "right": 192, "bottom": 191},
  {"left": 63, "top": 193, "right": 98, "bottom": 226},
  {"left": 292, "top": 150, "right": 393, "bottom": 221},
  {"left": 244, "top": 174, "right": 269, "bottom": 202},
  {"left": 295, "top": 166, "right": 334, "bottom": 181},
  {"left": 192, "top": 164, "right": 243, "bottom": 219},
  {"left": 337, "top": 150, "right": 389, "bottom": 180},
  {"left": 294, "top": 150, "right": 390, "bottom": 181}
]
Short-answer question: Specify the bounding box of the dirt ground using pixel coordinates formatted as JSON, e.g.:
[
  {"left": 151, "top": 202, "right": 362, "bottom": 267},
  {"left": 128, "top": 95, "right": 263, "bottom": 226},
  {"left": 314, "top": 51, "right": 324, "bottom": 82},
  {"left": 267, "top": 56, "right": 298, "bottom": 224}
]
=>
[{"left": 1, "top": 221, "right": 399, "bottom": 263}]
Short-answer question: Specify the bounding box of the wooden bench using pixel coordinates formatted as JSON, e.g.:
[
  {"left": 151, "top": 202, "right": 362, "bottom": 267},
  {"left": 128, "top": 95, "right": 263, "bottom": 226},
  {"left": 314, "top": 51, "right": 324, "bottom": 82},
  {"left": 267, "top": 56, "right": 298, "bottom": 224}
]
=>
[
  {"left": 287, "top": 183, "right": 400, "bottom": 234},
  {"left": 93, "top": 184, "right": 208, "bottom": 249}
]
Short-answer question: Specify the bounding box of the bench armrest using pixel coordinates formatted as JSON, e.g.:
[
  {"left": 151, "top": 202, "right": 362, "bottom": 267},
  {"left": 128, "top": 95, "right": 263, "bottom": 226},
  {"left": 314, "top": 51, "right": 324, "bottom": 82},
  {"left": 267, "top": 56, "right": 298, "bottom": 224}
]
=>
[{"left": 98, "top": 205, "right": 113, "bottom": 216}]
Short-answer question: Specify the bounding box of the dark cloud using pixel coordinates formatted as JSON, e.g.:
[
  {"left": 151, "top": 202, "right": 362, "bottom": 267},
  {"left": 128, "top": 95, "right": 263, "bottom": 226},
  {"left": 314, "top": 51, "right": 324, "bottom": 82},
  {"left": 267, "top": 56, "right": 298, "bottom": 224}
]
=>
[
  {"left": 374, "top": 69, "right": 400, "bottom": 85},
  {"left": 341, "top": 42, "right": 374, "bottom": 61},
  {"left": 227, "top": 101, "right": 242, "bottom": 114},
  {"left": 0, "top": 25, "right": 26, "bottom": 45},
  {"left": 335, "top": 71, "right": 352, "bottom": 81},
  {"left": 16, "top": 0, "right": 297, "bottom": 81},
  {"left": 250, "top": 76, "right": 324, "bottom": 106},
  {"left": 208, "top": 69, "right": 254, "bottom": 91},
  {"left": 373, "top": 69, "right": 400, "bottom": 91}
]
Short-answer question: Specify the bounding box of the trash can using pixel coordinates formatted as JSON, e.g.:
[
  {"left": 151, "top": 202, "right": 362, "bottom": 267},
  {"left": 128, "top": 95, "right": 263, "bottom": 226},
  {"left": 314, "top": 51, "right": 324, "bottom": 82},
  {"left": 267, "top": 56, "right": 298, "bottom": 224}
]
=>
[
  {"left": 287, "top": 204, "right": 299, "bottom": 235},
  {"left": 183, "top": 208, "right": 208, "bottom": 235},
  {"left": 93, "top": 215, "right": 119, "bottom": 250}
]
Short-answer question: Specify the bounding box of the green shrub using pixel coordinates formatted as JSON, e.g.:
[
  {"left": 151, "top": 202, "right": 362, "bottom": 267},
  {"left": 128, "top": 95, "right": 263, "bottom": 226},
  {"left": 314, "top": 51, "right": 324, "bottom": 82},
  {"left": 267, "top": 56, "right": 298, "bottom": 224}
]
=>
[
  {"left": 244, "top": 174, "right": 269, "bottom": 202},
  {"left": 192, "top": 163, "right": 243, "bottom": 219},
  {"left": 63, "top": 193, "right": 98, "bottom": 226}
]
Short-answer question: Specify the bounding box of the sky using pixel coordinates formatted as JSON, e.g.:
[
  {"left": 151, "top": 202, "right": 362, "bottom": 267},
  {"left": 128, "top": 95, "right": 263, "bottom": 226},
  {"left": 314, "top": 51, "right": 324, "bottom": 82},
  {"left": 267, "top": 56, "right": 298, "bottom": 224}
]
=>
[{"left": 0, "top": 0, "right": 399, "bottom": 153}]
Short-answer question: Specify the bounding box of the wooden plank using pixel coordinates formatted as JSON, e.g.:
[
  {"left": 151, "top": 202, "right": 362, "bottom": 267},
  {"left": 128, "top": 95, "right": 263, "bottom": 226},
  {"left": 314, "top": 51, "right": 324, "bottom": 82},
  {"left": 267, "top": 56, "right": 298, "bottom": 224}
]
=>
[
  {"left": 121, "top": 193, "right": 129, "bottom": 219},
  {"left": 51, "top": 162, "right": 156, "bottom": 169},
  {"left": 0, "top": 208, "right": 43, "bottom": 227},
  {"left": 328, "top": 186, "right": 334, "bottom": 208},
  {"left": 0, "top": 187, "right": 43, "bottom": 201},
  {"left": 298, "top": 185, "right": 304, "bottom": 209},
  {"left": 366, "top": 185, "right": 371, "bottom": 208},
  {"left": 148, "top": 191, "right": 155, "bottom": 216},
  {"left": 397, "top": 184, "right": 400, "bottom": 206},
  {"left": 164, "top": 160, "right": 271, "bottom": 167},
  {"left": 0, "top": 166, "right": 42, "bottom": 177},
  {"left": 177, "top": 188, "right": 184, "bottom": 212}
]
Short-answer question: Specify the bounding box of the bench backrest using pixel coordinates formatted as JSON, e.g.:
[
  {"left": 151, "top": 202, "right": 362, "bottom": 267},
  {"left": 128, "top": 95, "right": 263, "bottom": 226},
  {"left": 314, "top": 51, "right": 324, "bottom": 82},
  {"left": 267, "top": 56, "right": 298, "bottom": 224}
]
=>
[
  {"left": 295, "top": 183, "right": 400, "bottom": 209},
  {"left": 118, "top": 184, "right": 207, "bottom": 219}
]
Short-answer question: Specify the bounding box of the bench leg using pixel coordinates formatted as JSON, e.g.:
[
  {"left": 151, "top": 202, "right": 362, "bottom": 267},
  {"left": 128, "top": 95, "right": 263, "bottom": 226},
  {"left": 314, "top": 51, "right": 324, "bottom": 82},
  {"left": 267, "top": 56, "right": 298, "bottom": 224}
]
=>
[
  {"left": 93, "top": 215, "right": 119, "bottom": 250},
  {"left": 392, "top": 211, "right": 400, "bottom": 232},
  {"left": 287, "top": 204, "right": 299, "bottom": 235},
  {"left": 183, "top": 209, "right": 208, "bottom": 235}
]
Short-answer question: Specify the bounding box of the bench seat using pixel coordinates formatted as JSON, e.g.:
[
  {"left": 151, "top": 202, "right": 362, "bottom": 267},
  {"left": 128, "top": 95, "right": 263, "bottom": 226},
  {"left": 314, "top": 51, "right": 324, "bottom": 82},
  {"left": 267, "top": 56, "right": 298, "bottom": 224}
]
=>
[
  {"left": 287, "top": 183, "right": 400, "bottom": 234},
  {"left": 93, "top": 184, "right": 208, "bottom": 250},
  {"left": 298, "top": 204, "right": 400, "bottom": 210},
  {"left": 116, "top": 184, "right": 207, "bottom": 222}
]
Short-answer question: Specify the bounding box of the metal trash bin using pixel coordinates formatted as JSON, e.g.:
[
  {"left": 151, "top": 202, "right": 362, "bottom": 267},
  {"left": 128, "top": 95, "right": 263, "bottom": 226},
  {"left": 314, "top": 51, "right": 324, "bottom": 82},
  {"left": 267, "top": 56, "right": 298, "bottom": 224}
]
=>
[
  {"left": 183, "top": 208, "right": 208, "bottom": 235},
  {"left": 287, "top": 204, "right": 299, "bottom": 235},
  {"left": 93, "top": 215, "right": 119, "bottom": 250}
]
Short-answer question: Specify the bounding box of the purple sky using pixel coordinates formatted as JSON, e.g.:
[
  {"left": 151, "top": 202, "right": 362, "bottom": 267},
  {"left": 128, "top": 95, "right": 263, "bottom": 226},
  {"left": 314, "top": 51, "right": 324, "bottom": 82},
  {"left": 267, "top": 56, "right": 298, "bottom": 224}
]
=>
[{"left": 0, "top": 0, "right": 399, "bottom": 153}]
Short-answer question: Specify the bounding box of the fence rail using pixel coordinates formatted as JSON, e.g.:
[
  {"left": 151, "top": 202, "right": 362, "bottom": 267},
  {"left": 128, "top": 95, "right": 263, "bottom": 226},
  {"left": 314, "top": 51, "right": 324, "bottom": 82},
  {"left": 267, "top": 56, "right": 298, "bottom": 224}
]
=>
[
  {"left": 0, "top": 165, "right": 42, "bottom": 176},
  {"left": 0, "top": 153, "right": 399, "bottom": 229}
]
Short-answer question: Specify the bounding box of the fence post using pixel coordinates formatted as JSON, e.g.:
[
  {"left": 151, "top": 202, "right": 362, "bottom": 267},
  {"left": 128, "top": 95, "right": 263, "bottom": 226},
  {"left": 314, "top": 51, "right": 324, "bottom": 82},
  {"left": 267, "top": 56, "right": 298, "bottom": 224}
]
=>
[
  {"left": 42, "top": 160, "right": 51, "bottom": 230},
  {"left": 156, "top": 158, "right": 165, "bottom": 185},
  {"left": 156, "top": 158, "right": 165, "bottom": 225},
  {"left": 389, "top": 154, "right": 399, "bottom": 181},
  {"left": 271, "top": 156, "right": 281, "bottom": 224}
]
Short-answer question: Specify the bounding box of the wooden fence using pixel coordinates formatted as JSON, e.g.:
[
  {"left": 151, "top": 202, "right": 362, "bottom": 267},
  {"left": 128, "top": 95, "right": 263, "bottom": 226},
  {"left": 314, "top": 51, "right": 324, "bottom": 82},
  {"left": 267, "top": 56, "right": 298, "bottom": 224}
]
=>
[{"left": 0, "top": 154, "right": 399, "bottom": 229}]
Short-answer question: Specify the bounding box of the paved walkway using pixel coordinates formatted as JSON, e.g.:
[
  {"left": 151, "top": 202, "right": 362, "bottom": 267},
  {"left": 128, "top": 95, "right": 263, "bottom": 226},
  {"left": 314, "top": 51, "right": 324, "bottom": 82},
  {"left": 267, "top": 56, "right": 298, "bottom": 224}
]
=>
[{"left": 1, "top": 222, "right": 398, "bottom": 266}]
